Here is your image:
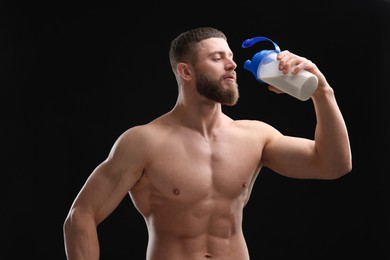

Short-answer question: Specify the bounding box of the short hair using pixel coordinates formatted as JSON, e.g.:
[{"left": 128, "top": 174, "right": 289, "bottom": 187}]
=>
[{"left": 169, "top": 27, "right": 227, "bottom": 73}]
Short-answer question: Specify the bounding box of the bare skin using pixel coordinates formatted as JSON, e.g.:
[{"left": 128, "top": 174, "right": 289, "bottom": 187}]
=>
[{"left": 63, "top": 37, "right": 352, "bottom": 260}]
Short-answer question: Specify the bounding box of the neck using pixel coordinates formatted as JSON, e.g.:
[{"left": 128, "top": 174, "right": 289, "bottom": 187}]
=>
[{"left": 170, "top": 98, "right": 226, "bottom": 138}]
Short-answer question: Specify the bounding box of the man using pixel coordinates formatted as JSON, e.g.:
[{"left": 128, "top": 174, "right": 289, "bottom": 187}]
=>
[{"left": 63, "top": 27, "right": 352, "bottom": 260}]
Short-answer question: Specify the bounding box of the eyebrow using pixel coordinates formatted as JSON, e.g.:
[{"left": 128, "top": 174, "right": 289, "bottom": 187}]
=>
[{"left": 208, "top": 51, "right": 233, "bottom": 58}]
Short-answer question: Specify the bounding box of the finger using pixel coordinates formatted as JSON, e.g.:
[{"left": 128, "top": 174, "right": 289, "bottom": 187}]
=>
[
  {"left": 268, "top": 85, "right": 284, "bottom": 94},
  {"left": 292, "top": 58, "right": 313, "bottom": 74},
  {"left": 277, "top": 50, "right": 298, "bottom": 74}
]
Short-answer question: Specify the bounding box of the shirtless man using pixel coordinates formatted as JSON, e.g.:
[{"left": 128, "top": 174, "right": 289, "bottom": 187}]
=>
[{"left": 63, "top": 27, "right": 352, "bottom": 259}]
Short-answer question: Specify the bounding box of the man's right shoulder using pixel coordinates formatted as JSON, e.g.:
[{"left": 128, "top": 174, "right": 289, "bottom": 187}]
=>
[
  {"left": 121, "top": 119, "right": 168, "bottom": 141},
  {"left": 109, "top": 123, "right": 160, "bottom": 155}
]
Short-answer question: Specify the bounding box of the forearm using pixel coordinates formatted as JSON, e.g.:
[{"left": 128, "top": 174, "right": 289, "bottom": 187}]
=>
[
  {"left": 63, "top": 211, "right": 100, "bottom": 260},
  {"left": 312, "top": 85, "right": 352, "bottom": 178}
]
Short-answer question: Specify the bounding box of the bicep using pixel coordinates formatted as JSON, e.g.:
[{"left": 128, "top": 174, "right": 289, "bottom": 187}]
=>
[
  {"left": 74, "top": 162, "right": 124, "bottom": 222},
  {"left": 71, "top": 131, "right": 146, "bottom": 224}
]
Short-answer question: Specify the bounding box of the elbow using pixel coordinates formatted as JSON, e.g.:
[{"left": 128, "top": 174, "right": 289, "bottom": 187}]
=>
[
  {"left": 340, "top": 150, "right": 353, "bottom": 176},
  {"left": 63, "top": 209, "right": 75, "bottom": 236},
  {"left": 63, "top": 207, "right": 98, "bottom": 234},
  {"left": 325, "top": 156, "right": 353, "bottom": 180},
  {"left": 319, "top": 145, "right": 352, "bottom": 179},
  {"left": 63, "top": 207, "right": 88, "bottom": 236},
  {"left": 335, "top": 160, "right": 352, "bottom": 179},
  {"left": 344, "top": 157, "right": 353, "bottom": 174}
]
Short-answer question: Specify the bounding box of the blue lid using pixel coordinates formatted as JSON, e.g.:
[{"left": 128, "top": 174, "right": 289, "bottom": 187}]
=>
[{"left": 242, "top": 37, "right": 281, "bottom": 83}]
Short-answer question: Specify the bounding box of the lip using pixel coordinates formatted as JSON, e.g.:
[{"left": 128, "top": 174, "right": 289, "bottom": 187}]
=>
[
  {"left": 224, "top": 73, "right": 236, "bottom": 81},
  {"left": 225, "top": 77, "right": 236, "bottom": 82}
]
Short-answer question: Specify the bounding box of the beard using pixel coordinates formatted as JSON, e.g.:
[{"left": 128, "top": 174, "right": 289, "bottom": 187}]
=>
[{"left": 195, "top": 73, "right": 239, "bottom": 106}]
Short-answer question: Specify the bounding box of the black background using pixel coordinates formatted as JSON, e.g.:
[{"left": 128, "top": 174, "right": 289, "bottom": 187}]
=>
[{"left": 1, "top": 1, "right": 389, "bottom": 259}]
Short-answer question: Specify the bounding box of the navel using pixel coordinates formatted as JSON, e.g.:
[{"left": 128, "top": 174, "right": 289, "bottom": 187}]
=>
[
  {"left": 173, "top": 188, "right": 180, "bottom": 195},
  {"left": 204, "top": 253, "right": 212, "bottom": 258},
  {"left": 242, "top": 182, "right": 247, "bottom": 188}
]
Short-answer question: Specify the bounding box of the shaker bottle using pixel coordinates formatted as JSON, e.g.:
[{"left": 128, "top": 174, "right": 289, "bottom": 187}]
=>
[{"left": 242, "top": 36, "right": 318, "bottom": 101}]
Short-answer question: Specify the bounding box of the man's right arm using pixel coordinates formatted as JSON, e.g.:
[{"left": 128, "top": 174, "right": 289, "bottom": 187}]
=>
[{"left": 63, "top": 127, "right": 147, "bottom": 259}]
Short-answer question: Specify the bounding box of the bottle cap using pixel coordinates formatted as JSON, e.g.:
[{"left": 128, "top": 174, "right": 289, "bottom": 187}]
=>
[{"left": 242, "top": 37, "right": 281, "bottom": 83}]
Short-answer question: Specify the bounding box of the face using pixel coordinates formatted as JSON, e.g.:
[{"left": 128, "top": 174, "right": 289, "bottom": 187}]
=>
[{"left": 193, "top": 38, "right": 239, "bottom": 106}]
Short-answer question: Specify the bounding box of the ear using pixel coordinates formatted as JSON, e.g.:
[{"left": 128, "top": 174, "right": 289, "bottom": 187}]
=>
[{"left": 177, "top": 63, "right": 192, "bottom": 79}]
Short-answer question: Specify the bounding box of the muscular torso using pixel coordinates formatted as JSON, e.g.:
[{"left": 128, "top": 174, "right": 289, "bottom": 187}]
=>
[{"left": 129, "top": 118, "right": 267, "bottom": 260}]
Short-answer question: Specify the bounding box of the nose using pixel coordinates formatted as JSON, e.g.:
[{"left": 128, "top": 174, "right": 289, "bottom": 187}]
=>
[{"left": 226, "top": 58, "right": 237, "bottom": 70}]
